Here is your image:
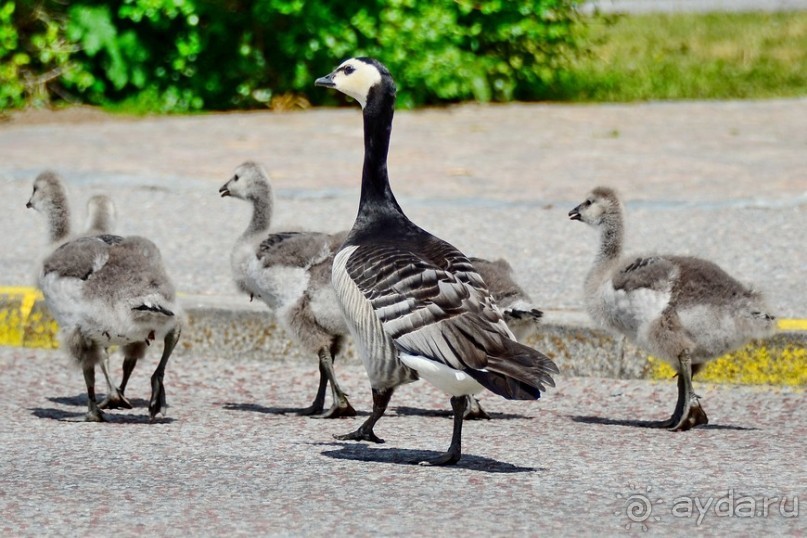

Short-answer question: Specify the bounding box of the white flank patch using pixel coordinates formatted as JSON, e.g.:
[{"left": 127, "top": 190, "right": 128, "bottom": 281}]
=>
[
  {"left": 399, "top": 353, "right": 484, "bottom": 397},
  {"left": 247, "top": 260, "right": 309, "bottom": 311},
  {"left": 332, "top": 247, "right": 408, "bottom": 388}
]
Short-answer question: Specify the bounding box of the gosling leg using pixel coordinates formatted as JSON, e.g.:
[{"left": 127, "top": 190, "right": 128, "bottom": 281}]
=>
[
  {"left": 314, "top": 347, "right": 356, "bottom": 419},
  {"left": 149, "top": 327, "right": 180, "bottom": 422},
  {"left": 663, "top": 353, "right": 708, "bottom": 431}
]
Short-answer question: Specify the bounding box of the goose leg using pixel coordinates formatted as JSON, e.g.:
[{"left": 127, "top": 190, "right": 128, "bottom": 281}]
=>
[
  {"left": 463, "top": 396, "right": 490, "bottom": 420},
  {"left": 83, "top": 362, "right": 104, "bottom": 422},
  {"left": 663, "top": 353, "right": 709, "bottom": 431},
  {"left": 149, "top": 327, "right": 180, "bottom": 422},
  {"left": 418, "top": 395, "right": 466, "bottom": 466},
  {"left": 334, "top": 387, "right": 392, "bottom": 443},
  {"left": 314, "top": 347, "right": 356, "bottom": 419}
]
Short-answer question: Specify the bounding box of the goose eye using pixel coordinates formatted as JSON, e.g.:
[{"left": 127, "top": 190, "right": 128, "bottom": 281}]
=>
[{"left": 343, "top": 65, "right": 355, "bottom": 75}]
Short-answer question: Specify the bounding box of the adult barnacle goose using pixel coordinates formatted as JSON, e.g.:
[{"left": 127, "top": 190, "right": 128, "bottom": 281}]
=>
[{"left": 316, "top": 57, "right": 558, "bottom": 465}]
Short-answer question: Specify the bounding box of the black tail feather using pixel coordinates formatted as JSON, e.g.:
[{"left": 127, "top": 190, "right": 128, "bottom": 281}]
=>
[
  {"left": 468, "top": 340, "right": 558, "bottom": 401},
  {"left": 132, "top": 304, "right": 174, "bottom": 317}
]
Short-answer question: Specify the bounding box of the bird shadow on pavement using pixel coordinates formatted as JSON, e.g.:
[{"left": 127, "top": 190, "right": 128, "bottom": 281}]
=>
[
  {"left": 570, "top": 414, "right": 756, "bottom": 431},
  {"left": 30, "top": 406, "right": 174, "bottom": 424},
  {"left": 220, "top": 402, "right": 371, "bottom": 416},
  {"left": 316, "top": 442, "right": 542, "bottom": 473},
  {"left": 47, "top": 394, "right": 149, "bottom": 408},
  {"left": 392, "top": 406, "right": 529, "bottom": 420}
]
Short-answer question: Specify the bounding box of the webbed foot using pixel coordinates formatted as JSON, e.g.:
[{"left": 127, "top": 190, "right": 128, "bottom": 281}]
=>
[
  {"left": 148, "top": 377, "right": 166, "bottom": 422},
  {"left": 315, "top": 400, "right": 357, "bottom": 419},
  {"left": 463, "top": 396, "right": 490, "bottom": 420},
  {"left": 99, "top": 387, "right": 133, "bottom": 410},
  {"left": 416, "top": 448, "right": 461, "bottom": 467},
  {"left": 334, "top": 426, "right": 384, "bottom": 444}
]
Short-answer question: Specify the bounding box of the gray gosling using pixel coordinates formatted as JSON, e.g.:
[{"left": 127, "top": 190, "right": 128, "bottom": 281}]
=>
[
  {"left": 569, "top": 186, "right": 776, "bottom": 431},
  {"left": 470, "top": 257, "right": 543, "bottom": 342},
  {"left": 27, "top": 173, "right": 137, "bottom": 411},
  {"left": 84, "top": 194, "right": 118, "bottom": 236},
  {"left": 27, "top": 171, "right": 181, "bottom": 422},
  {"left": 220, "top": 161, "right": 356, "bottom": 419}
]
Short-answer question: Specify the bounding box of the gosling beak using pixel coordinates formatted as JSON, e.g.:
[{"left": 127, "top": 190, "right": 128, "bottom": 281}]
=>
[
  {"left": 219, "top": 184, "right": 231, "bottom": 198},
  {"left": 314, "top": 72, "right": 336, "bottom": 88},
  {"left": 568, "top": 206, "right": 582, "bottom": 221},
  {"left": 26, "top": 201, "right": 33, "bottom": 209}
]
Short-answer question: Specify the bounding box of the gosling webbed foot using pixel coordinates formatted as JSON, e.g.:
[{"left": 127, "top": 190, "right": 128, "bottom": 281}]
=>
[
  {"left": 296, "top": 402, "right": 325, "bottom": 416},
  {"left": 85, "top": 402, "right": 105, "bottom": 423},
  {"left": 315, "top": 400, "right": 357, "bottom": 419},
  {"left": 463, "top": 396, "right": 490, "bottom": 420},
  {"left": 669, "top": 401, "right": 709, "bottom": 431},
  {"left": 334, "top": 426, "right": 384, "bottom": 444},
  {"left": 148, "top": 376, "right": 166, "bottom": 422},
  {"left": 98, "top": 387, "right": 133, "bottom": 410}
]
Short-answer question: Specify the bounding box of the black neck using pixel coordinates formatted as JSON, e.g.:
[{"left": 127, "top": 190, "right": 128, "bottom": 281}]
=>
[{"left": 357, "top": 85, "right": 405, "bottom": 222}]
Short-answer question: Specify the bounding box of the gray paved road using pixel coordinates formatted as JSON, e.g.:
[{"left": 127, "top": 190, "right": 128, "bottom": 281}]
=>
[
  {"left": 1, "top": 347, "right": 804, "bottom": 536},
  {"left": 1, "top": 100, "right": 805, "bottom": 319}
]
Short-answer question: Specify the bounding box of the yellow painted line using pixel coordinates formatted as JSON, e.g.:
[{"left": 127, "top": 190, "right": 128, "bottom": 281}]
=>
[
  {"left": 779, "top": 318, "right": 807, "bottom": 331},
  {"left": 0, "top": 286, "right": 57, "bottom": 349},
  {"left": 648, "top": 342, "right": 807, "bottom": 386}
]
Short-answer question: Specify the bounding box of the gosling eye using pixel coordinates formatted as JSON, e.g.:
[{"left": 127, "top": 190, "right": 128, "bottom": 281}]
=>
[
  {"left": 233, "top": 174, "right": 239, "bottom": 182},
  {"left": 583, "top": 199, "right": 593, "bottom": 207}
]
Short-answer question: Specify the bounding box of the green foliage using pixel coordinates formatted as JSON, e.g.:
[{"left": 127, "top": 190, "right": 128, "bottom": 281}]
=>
[
  {"left": 1, "top": 0, "right": 584, "bottom": 111},
  {"left": 0, "top": 1, "right": 90, "bottom": 108}
]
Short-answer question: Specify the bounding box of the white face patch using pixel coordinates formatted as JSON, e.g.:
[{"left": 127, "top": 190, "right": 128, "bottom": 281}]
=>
[{"left": 330, "top": 59, "right": 382, "bottom": 109}]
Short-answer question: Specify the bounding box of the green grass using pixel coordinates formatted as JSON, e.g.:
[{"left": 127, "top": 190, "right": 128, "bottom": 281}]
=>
[{"left": 549, "top": 11, "right": 807, "bottom": 101}]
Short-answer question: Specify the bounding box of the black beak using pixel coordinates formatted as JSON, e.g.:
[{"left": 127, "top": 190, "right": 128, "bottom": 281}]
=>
[
  {"left": 568, "top": 206, "right": 582, "bottom": 221},
  {"left": 219, "top": 184, "right": 230, "bottom": 197},
  {"left": 314, "top": 72, "right": 336, "bottom": 88},
  {"left": 26, "top": 201, "right": 33, "bottom": 209}
]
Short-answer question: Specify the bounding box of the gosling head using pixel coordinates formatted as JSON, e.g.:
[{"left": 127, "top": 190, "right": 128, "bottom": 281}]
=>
[
  {"left": 219, "top": 161, "right": 271, "bottom": 201},
  {"left": 568, "top": 186, "right": 623, "bottom": 227},
  {"left": 26, "top": 171, "right": 67, "bottom": 213},
  {"left": 85, "top": 195, "right": 117, "bottom": 234},
  {"left": 314, "top": 57, "right": 396, "bottom": 109}
]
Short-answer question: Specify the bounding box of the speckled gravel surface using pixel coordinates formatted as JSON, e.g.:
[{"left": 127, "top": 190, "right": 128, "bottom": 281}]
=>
[
  {"left": 1, "top": 100, "right": 805, "bottom": 318},
  {"left": 1, "top": 347, "right": 804, "bottom": 536}
]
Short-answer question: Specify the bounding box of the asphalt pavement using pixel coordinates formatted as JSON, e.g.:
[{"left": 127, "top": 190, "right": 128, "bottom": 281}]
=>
[
  {"left": 0, "top": 347, "right": 804, "bottom": 536},
  {"left": 0, "top": 99, "right": 805, "bottom": 535}
]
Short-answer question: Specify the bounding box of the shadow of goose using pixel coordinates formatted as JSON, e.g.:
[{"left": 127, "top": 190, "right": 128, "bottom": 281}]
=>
[
  {"left": 47, "top": 394, "right": 149, "bottom": 408},
  {"left": 221, "top": 402, "right": 370, "bottom": 417},
  {"left": 392, "top": 406, "right": 530, "bottom": 420},
  {"left": 570, "top": 414, "right": 756, "bottom": 431},
  {"left": 317, "top": 442, "right": 542, "bottom": 473},
  {"left": 30, "top": 407, "right": 175, "bottom": 424}
]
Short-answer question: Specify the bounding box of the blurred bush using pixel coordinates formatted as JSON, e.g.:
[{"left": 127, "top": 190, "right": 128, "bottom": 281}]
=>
[{"left": 0, "top": 0, "right": 584, "bottom": 111}]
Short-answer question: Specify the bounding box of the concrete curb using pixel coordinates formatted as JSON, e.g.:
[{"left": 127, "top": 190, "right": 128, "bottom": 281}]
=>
[{"left": 2, "top": 287, "right": 805, "bottom": 386}]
